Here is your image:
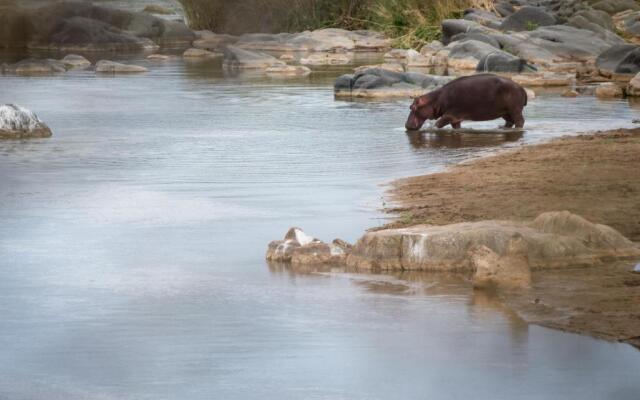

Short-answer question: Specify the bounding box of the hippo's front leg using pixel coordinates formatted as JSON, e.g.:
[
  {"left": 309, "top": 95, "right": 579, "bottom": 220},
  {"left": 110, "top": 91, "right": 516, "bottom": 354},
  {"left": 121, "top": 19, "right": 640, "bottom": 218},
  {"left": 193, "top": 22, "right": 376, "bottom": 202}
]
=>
[{"left": 435, "top": 116, "right": 451, "bottom": 128}]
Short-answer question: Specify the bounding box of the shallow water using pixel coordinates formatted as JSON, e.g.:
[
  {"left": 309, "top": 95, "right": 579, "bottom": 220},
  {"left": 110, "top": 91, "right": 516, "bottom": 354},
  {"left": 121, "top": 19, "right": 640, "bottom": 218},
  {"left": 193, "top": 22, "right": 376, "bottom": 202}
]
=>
[{"left": 1, "top": 58, "right": 640, "bottom": 399}]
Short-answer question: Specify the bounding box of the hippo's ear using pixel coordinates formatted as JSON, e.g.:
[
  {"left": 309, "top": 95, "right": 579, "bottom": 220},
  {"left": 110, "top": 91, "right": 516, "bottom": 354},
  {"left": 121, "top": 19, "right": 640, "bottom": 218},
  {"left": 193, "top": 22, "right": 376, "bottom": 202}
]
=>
[{"left": 417, "top": 96, "right": 429, "bottom": 107}]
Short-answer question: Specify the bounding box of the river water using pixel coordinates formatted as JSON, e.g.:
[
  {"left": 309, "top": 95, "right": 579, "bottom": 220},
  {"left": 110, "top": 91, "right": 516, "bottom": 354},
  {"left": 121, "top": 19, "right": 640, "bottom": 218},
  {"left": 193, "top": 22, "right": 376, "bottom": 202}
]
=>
[{"left": 1, "top": 56, "right": 639, "bottom": 399}]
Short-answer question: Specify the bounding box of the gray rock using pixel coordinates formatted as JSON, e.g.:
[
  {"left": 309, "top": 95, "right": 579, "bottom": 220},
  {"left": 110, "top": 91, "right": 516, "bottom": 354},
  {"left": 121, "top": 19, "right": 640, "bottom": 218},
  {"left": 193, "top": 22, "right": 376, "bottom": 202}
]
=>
[
  {"left": 591, "top": 0, "right": 640, "bottom": 15},
  {"left": 476, "top": 52, "right": 536, "bottom": 73},
  {"left": 500, "top": 6, "right": 556, "bottom": 32},
  {"left": 334, "top": 68, "right": 453, "bottom": 98},
  {"left": 441, "top": 19, "right": 485, "bottom": 45},
  {"left": 450, "top": 32, "right": 502, "bottom": 49},
  {"left": 613, "top": 10, "right": 640, "bottom": 40},
  {"left": 447, "top": 39, "right": 503, "bottom": 70},
  {"left": 0, "top": 104, "right": 52, "bottom": 139},
  {"left": 223, "top": 46, "right": 284, "bottom": 69},
  {"left": 596, "top": 44, "right": 640, "bottom": 75},
  {"left": 463, "top": 9, "right": 503, "bottom": 29},
  {"left": 495, "top": 1, "right": 516, "bottom": 17}
]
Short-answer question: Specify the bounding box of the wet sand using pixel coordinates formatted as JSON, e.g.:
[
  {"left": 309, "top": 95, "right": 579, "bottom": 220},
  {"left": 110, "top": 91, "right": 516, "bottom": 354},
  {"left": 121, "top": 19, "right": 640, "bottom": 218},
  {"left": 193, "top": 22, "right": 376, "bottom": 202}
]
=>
[{"left": 387, "top": 128, "right": 640, "bottom": 348}]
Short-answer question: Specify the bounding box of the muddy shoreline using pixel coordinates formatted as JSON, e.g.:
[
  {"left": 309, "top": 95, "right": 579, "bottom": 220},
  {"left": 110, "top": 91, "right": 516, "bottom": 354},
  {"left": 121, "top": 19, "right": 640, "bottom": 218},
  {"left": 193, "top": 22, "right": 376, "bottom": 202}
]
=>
[{"left": 386, "top": 128, "right": 640, "bottom": 349}]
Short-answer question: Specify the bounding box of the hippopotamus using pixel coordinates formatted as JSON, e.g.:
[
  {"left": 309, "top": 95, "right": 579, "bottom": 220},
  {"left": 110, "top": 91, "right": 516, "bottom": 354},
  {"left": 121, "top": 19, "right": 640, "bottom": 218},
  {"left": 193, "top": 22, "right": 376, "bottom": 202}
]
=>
[{"left": 405, "top": 74, "right": 528, "bottom": 130}]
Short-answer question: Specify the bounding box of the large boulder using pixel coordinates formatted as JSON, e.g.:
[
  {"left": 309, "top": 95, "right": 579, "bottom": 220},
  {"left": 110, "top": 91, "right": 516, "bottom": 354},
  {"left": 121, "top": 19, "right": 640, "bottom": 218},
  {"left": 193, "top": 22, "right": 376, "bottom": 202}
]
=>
[
  {"left": 345, "top": 211, "right": 640, "bottom": 272},
  {"left": 476, "top": 52, "right": 536, "bottom": 73},
  {"left": 2, "top": 1, "right": 195, "bottom": 51},
  {"left": 223, "top": 46, "right": 285, "bottom": 69},
  {"left": 595, "top": 82, "right": 625, "bottom": 98},
  {"left": 441, "top": 19, "right": 488, "bottom": 45},
  {"left": 500, "top": 6, "right": 557, "bottom": 32},
  {"left": 0, "top": 104, "right": 52, "bottom": 139},
  {"left": 334, "top": 68, "right": 454, "bottom": 98},
  {"left": 596, "top": 44, "right": 640, "bottom": 75},
  {"left": 447, "top": 40, "right": 502, "bottom": 70}
]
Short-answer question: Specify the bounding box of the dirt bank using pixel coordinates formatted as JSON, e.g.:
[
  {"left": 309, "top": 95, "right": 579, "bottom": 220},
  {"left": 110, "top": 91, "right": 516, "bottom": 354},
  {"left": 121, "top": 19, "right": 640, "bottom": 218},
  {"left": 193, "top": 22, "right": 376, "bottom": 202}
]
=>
[{"left": 387, "top": 128, "right": 640, "bottom": 348}]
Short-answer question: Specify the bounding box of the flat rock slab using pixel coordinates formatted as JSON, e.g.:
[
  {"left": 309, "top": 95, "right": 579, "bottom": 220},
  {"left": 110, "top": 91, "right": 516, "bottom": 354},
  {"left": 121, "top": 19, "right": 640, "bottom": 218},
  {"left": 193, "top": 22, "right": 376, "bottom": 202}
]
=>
[{"left": 346, "top": 211, "right": 640, "bottom": 272}]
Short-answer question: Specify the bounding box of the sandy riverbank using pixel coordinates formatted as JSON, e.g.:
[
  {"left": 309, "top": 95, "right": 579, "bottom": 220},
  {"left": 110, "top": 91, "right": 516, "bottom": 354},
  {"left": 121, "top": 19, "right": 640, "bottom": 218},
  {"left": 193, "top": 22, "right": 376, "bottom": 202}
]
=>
[{"left": 386, "top": 128, "right": 640, "bottom": 348}]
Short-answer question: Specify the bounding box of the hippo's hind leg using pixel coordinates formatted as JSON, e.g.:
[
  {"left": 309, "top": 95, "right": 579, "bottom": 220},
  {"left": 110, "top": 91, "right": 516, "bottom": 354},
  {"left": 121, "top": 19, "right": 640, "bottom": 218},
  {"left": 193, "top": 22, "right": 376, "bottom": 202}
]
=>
[
  {"left": 509, "top": 109, "right": 525, "bottom": 128},
  {"left": 503, "top": 116, "right": 515, "bottom": 128}
]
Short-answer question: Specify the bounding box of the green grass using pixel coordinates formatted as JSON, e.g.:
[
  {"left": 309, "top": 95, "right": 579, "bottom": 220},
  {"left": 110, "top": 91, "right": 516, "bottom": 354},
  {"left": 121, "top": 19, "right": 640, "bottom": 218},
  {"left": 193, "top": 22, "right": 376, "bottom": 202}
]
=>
[{"left": 178, "top": 0, "right": 495, "bottom": 47}]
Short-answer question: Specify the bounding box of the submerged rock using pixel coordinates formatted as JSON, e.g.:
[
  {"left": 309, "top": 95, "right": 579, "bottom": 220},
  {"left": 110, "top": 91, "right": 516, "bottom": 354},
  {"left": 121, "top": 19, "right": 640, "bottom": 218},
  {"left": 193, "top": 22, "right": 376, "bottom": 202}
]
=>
[
  {"left": 265, "top": 65, "right": 311, "bottom": 76},
  {"left": 334, "top": 68, "right": 454, "bottom": 98},
  {"left": 300, "top": 53, "right": 352, "bottom": 66},
  {"left": 95, "top": 60, "right": 148, "bottom": 73},
  {"left": 223, "top": 46, "right": 284, "bottom": 69},
  {"left": 183, "top": 48, "right": 222, "bottom": 58},
  {"left": 1, "top": 58, "right": 67, "bottom": 75},
  {"left": 0, "top": 104, "right": 52, "bottom": 139},
  {"left": 345, "top": 211, "right": 640, "bottom": 274},
  {"left": 266, "top": 228, "right": 351, "bottom": 265}
]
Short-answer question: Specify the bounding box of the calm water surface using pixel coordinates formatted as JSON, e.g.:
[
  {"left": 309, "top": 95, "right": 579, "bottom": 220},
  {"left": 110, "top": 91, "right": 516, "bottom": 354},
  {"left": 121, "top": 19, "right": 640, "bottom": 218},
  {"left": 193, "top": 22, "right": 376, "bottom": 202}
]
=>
[{"left": 1, "top": 58, "right": 639, "bottom": 399}]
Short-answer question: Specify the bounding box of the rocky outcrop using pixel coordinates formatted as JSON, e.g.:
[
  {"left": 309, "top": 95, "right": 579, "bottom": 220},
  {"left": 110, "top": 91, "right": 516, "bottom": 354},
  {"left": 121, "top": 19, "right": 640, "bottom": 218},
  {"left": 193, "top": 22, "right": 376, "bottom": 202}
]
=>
[
  {"left": 1, "top": 1, "right": 194, "bottom": 51},
  {"left": 266, "top": 228, "right": 351, "bottom": 265},
  {"left": 500, "top": 6, "right": 557, "bottom": 32},
  {"left": 95, "top": 60, "right": 148, "bottom": 73},
  {"left": 0, "top": 104, "right": 52, "bottom": 139},
  {"left": 232, "top": 29, "right": 391, "bottom": 53},
  {"left": 267, "top": 212, "right": 640, "bottom": 289},
  {"left": 345, "top": 212, "right": 640, "bottom": 273},
  {"left": 334, "top": 68, "right": 454, "bottom": 98}
]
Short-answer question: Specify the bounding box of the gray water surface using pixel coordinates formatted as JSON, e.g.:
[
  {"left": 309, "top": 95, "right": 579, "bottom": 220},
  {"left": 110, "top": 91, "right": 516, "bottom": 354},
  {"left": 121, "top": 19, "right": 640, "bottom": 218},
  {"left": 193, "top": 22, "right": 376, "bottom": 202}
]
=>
[{"left": 1, "top": 58, "right": 639, "bottom": 400}]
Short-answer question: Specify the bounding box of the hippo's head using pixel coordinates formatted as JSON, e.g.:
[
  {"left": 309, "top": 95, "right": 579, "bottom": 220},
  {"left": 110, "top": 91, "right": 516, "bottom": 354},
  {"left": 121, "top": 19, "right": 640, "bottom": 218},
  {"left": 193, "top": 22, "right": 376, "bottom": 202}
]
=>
[{"left": 405, "top": 95, "right": 436, "bottom": 131}]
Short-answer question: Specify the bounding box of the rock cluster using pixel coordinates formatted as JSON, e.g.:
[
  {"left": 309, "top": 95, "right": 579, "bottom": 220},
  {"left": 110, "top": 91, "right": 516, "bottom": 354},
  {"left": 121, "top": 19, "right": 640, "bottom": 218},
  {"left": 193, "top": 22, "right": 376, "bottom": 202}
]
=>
[
  {"left": 268, "top": 212, "right": 640, "bottom": 289},
  {"left": 193, "top": 29, "right": 391, "bottom": 53},
  {"left": 266, "top": 228, "right": 352, "bottom": 265},
  {"left": 0, "top": 104, "right": 52, "bottom": 139},
  {"left": 1, "top": 1, "right": 194, "bottom": 52}
]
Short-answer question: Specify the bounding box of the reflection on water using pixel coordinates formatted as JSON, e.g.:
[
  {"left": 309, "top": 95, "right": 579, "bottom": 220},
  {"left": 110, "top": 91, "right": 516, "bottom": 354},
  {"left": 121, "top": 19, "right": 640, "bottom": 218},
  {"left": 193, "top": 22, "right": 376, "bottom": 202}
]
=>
[
  {"left": 406, "top": 130, "right": 524, "bottom": 149},
  {"left": 1, "top": 57, "right": 639, "bottom": 399}
]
